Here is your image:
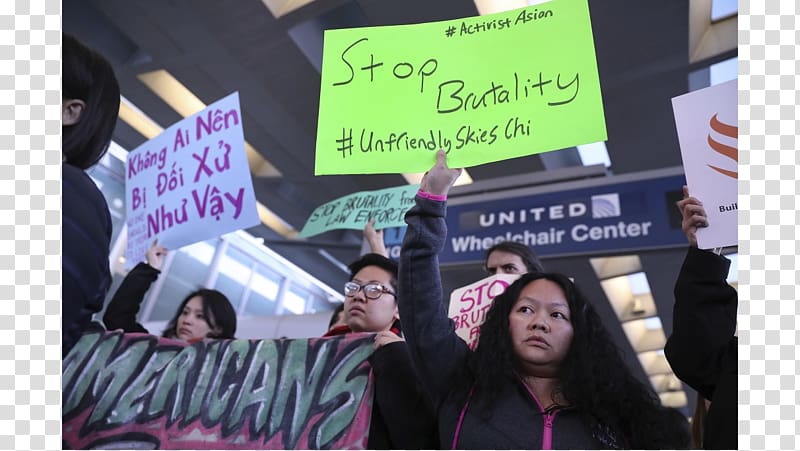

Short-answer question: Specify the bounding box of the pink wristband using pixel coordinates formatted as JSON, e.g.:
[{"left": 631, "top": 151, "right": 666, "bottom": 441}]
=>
[{"left": 417, "top": 190, "right": 447, "bottom": 201}]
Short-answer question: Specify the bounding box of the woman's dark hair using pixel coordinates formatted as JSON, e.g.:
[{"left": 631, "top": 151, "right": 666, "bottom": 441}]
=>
[
  {"left": 162, "top": 289, "right": 237, "bottom": 339},
  {"left": 465, "top": 272, "right": 688, "bottom": 449},
  {"left": 62, "top": 33, "right": 120, "bottom": 169},
  {"left": 484, "top": 241, "right": 545, "bottom": 274}
]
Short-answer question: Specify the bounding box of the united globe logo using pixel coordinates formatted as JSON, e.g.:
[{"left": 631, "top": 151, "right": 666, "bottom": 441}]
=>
[{"left": 591, "top": 193, "right": 621, "bottom": 218}]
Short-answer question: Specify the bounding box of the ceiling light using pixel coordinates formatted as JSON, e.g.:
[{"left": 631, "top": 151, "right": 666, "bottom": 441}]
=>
[
  {"left": 577, "top": 141, "right": 611, "bottom": 168},
  {"left": 136, "top": 70, "right": 281, "bottom": 177},
  {"left": 118, "top": 95, "right": 163, "bottom": 139},
  {"left": 260, "top": 0, "right": 315, "bottom": 19}
]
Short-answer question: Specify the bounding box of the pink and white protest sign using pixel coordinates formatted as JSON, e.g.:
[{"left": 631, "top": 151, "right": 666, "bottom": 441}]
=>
[
  {"left": 124, "top": 92, "right": 260, "bottom": 267},
  {"left": 448, "top": 274, "right": 520, "bottom": 349}
]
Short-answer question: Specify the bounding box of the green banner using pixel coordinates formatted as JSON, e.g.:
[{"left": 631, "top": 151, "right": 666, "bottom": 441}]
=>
[
  {"left": 300, "top": 184, "right": 419, "bottom": 237},
  {"left": 315, "top": 0, "right": 606, "bottom": 175}
]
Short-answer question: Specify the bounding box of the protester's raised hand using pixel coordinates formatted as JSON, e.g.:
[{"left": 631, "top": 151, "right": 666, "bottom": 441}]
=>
[
  {"left": 419, "top": 149, "right": 462, "bottom": 197},
  {"left": 145, "top": 239, "right": 169, "bottom": 270},
  {"left": 364, "top": 218, "right": 388, "bottom": 257},
  {"left": 676, "top": 185, "right": 708, "bottom": 248}
]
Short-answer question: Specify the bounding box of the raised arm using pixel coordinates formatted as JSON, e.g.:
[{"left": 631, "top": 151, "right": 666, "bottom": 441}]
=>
[
  {"left": 102, "top": 241, "right": 167, "bottom": 333},
  {"left": 398, "top": 150, "right": 469, "bottom": 404},
  {"left": 664, "top": 187, "right": 737, "bottom": 399}
]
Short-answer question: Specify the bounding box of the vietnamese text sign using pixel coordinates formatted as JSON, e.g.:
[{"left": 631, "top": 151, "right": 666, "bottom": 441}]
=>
[
  {"left": 63, "top": 332, "right": 375, "bottom": 449},
  {"left": 439, "top": 173, "right": 688, "bottom": 263},
  {"left": 671, "top": 79, "right": 737, "bottom": 249},
  {"left": 448, "top": 274, "right": 521, "bottom": 349},
  {"left": 315, "top": 0, "right": 606, "bottom": 175},
  {"left": 124, "top": 92, "right": 259, "bottom": 267},
  {"left": 300, "top": 184, "right": 419, "bottom": 237}
]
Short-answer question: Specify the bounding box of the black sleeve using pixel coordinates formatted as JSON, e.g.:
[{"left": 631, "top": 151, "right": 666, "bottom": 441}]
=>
[
  {"left": 62, "top": 164, "right": 112, "bottom": 356},
  {"left": 398, "top": 195, "right": 470, "bottom": 406},
  {"left": 102, "top": 262, "right": 160, "bottom": 334},
  {"left": 664, "top": 247, "right": 738, "bottom": 400},
  {"left": 370, "top": 341, "right": 438, "bottom": 449}
]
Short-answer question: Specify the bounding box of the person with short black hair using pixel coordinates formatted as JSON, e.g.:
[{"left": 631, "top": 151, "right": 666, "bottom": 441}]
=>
[
  {"left": 62, "top": 33, "right": 121, "bottom": 356},
  {"left": 323, "top": 252, "right": 438, "bottom": 449}
]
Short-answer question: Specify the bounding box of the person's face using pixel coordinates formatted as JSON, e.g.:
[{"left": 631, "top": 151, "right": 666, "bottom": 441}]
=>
[
  {"left": 344, "top": 266, "right": 399, "bottom": 333},
  {"left": 486, "top": 250, "right": 527, "bottom": 275},
  {"left": 176, "top": 296, "right": 218, "bottom": 341},
  {"left": 508, "top": 279, "right": 574, "bottom": 377}
]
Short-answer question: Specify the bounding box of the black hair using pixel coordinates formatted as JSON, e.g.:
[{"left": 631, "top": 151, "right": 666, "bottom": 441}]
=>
[
  {"left": 484, "top": 241, "right": 545, "bottom": 274},
  {"left": 347, "top": 253, "right": 398, "bottom": 292},
  {"left": 463, "top": 272, "right": 688, "bottom": 449},
  {"left": 162, "top": 289, "right": 237, "bottom": 339},
  {"left": 328, "top": 302, "right": 345, "bottom": 329},
  {"left": 62, "top": 33, "right": 121, "bottom": 169}
]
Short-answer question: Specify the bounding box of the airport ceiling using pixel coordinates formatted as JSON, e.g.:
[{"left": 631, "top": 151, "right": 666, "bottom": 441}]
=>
[{"left": 65, "top": 0, "right": 736, "bottom": 409}]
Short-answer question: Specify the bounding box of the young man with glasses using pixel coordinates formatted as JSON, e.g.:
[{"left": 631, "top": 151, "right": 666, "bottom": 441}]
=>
[{"left": 324, "top": 252, "right": 437, "bottom": 449}]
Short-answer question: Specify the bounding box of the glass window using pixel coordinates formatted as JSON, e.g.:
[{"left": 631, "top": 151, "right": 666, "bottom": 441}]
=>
[
  {"left": 213, "top": 244, "right": 253, "bottom": 312},
  {"left": 146, "top": 239, "right": 217, "bottom": 322},
  {"left": 710, "top": 0, "right": 737, "bottom": 22},
  {"left": 283, "top": 283, "right": 311, "bottom": 314},
  {"left": 243, "top": 265, "right": 282, "bottom": 316}
]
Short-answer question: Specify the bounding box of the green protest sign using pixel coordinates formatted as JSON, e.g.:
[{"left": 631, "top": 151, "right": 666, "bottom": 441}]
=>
[
  {"left": 315, "top": 0, "right": 606, "bottom": 175},
  {"left": 300, "top": 184, "right": 419, "bottom": 238}
]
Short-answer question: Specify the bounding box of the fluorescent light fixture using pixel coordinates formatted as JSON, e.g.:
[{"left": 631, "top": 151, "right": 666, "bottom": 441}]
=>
[
  {"left": 256, "top": 203, "right": 299, "bottom": 239},
  {"left": 402, "top": 169, "right": 473, "bottom": 186},
  {"left": 637, "top": 350, "right": 672, "bottom": 375},
  {"left": 577, "top": 141, "right": 611, "bottom": 168},
  {"left": 260, "top": 0, "right": 316, "bottom": 18},
  {"left": 622, "top": 318, "right": 666, "bottom": 353},
  {"left": 589, "top": 255, "right": 642, "bottom": 279},
  {"left": 118, "top": 95, "right": 163, "bottom": 139},
  {"left": 136, "top": 70, "right": 281, "bottom": 177}
]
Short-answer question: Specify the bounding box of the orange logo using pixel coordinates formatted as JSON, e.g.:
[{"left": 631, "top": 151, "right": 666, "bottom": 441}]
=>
[{"left": 707, "top": 113, "right": 738, "bottom": 179}]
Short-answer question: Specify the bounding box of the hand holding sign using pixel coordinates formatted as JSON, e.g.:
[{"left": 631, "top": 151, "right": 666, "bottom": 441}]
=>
[
  {"left": 421, "top": 150, "right": 463, "bottom": 197},
  {"left": 145, "top": 239, "right": 168, "bottom": 270},
  {"left": 676, "top": 185, "right": 708, "bottom": 248}
]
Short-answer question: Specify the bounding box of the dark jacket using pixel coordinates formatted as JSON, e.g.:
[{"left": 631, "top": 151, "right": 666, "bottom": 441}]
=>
[
  {"left": 665, "top": 247, "right": 737, "bottom": 449},
  {"left": 62, "top": 164, "right": 112, "bottom": 356},
  {"left": 399, "top": 195, "right": 610, "bottom": 449},
  {"left": 102, "top": 262, "right": 160, "bottom": 333},
  {"left": 323, "top": 326, "right": 438, "bottom": 449}
]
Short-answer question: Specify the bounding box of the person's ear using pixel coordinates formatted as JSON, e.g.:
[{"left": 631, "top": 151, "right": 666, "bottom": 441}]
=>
[{"left": 62, "top": 98, "right": 86, "bottom": 126}]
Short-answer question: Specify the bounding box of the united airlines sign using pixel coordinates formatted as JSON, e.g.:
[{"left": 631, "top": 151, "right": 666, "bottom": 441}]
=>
[{"left": 438, "top": 173, "right": 688, "bottom": 263}]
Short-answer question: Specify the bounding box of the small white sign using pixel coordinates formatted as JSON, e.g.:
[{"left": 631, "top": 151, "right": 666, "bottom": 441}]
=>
[
  {"left": 448, "top": 273, "right": 521, "bottom": 349},
  {"left": 671, "top": 79, "right": 737, "bottom": 249},
  {"left": 124, "top": 92, "right": 260, "bottom": 267}
]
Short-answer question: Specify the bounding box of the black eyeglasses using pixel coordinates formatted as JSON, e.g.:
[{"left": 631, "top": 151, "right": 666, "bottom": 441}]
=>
[{"left": 344, "top": 281, "right": 395, "bottom": 300}]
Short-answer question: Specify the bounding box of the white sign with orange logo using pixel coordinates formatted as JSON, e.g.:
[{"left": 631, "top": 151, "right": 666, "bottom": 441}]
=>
[{"left": 672, "top": 79, "right": 737, "bottom": 249}]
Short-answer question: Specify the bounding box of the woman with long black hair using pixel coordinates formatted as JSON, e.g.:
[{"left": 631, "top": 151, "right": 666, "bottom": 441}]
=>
[{"left": 398, "top": 150, "right": 689, "bottom": 449}]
